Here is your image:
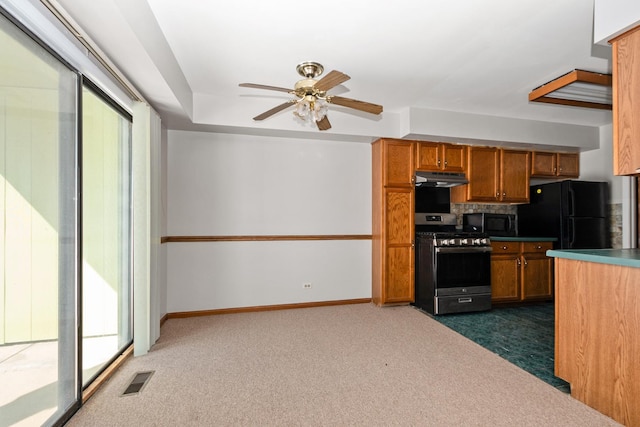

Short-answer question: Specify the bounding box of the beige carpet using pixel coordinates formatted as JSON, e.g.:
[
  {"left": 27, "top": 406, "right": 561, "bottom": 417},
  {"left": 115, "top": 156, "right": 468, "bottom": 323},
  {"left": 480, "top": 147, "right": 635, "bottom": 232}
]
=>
[{"left": 66, "top": 303, "right": 620, "bottom": 426}]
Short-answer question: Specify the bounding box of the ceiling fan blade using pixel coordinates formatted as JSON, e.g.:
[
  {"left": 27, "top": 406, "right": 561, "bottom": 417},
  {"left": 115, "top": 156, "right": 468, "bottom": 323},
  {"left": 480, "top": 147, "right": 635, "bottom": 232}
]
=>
[
  {"left": 313, "top": 70, "right": 350, "bottom": 92},
  {"left": 253, "top": 101, "right": 295, "bottom": 120},
  {"left": 316, "top": 115, "right": 331, "bottom": 131},
  {"left": 328, "top": 95, "right": 383, "bottom": 115},
  {"left": 239, "top": 83, "right": 294, "bottom": 93}
]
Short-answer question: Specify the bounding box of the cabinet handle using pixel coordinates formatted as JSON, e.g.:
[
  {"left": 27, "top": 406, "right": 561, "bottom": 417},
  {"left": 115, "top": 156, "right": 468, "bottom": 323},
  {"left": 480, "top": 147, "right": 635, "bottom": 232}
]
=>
[
  {"left": 502, "top": 246, "right": 508, "bottom": 250},
  {"left": 517, "top": 258, "right": 521, "bottom": 266},
  {"left": 411, "top": 240, "right": 415, "bottom": 248},
  {"left": 503, "top": 192, "right": 506, "bottom": 197},
  {"left": 437, "top": 159, "right": 441, "bottom": 166},
  {"left": 411, "top": 176, "right": 415, "bottom": 183},
  {"left": 536, "top": 245, "right": 542, "bottom": 249},
  {"left": 523, "top": 256, "right": 528, "bottom": 267},
  {"left": 496, "top": 192, "right": 499, "bottom": 198},
  {"left": 444, "top": 160, "right": 448, "bottom": 166}
]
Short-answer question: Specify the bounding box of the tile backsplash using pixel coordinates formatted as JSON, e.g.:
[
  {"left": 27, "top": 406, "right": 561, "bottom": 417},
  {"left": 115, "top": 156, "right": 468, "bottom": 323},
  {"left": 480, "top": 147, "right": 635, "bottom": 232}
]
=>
[
  {"left": 450, "top": 202, "right": 622, "bottom": 248},
  {"left": 450, "top": 203, "right": 517, "bottom": 226}
]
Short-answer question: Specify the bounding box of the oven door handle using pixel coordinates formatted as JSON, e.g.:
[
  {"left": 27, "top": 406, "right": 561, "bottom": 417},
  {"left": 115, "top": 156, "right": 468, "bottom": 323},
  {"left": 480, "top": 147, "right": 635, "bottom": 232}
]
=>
[{"left": 435, "top": 246, "right": 493, "bottom": 254}]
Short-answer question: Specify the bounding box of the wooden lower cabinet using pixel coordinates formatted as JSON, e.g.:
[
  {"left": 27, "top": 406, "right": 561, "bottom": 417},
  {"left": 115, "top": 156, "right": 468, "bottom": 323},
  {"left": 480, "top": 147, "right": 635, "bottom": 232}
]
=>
[
  {"left": 380, "top": 188, "right": 414, "bottom": 304},
  {"left": 490, "top": 242, "right": 521, "bottom": 302},
  {"left": 520, "top": 242, "right": 553, "bottom": 300},
  {"left": 490, "top": 240, "right": 553, "bottom": 303}
]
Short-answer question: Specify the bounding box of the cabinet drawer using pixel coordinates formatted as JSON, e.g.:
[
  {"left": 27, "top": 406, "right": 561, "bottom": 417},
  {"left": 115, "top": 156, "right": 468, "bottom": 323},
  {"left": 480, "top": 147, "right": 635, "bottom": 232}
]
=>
[
  {"left": 522, "top": 241, "right": 553, "bottom": 253},
  {"left": 491, "top": 241, "right": 519, "bottom": 254}
]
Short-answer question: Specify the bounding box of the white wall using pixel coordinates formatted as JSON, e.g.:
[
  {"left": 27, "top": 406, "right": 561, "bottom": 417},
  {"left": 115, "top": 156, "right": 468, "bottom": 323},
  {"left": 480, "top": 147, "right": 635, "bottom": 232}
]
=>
[
  {"left": 594, "top": 0, "right": 640, "bottom": 44},
  {"left": 580, "top": 124, "right": 624, "bottom": 203},
  {"left": 165, "top": 130, "right": 372, "bottom": 312}
]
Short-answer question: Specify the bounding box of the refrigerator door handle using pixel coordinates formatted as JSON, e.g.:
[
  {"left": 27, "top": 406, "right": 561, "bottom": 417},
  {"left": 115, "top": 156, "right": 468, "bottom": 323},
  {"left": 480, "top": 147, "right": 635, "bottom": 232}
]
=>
[{"left": 567, "top": 187, "right": 575, "bottom": 217}]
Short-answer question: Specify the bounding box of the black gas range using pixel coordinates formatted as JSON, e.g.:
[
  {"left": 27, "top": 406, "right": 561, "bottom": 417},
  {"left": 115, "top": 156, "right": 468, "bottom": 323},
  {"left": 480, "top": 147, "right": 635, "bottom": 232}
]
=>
[{"left": 414, "top": 213, "right": 493, "bottom": 315}]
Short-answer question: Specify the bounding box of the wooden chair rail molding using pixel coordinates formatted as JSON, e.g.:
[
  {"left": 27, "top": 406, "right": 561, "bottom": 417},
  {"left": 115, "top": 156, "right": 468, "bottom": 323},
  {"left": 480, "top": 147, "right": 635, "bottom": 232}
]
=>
[{"left": 161, "top": 234, "right": 372, "bottom": 243}]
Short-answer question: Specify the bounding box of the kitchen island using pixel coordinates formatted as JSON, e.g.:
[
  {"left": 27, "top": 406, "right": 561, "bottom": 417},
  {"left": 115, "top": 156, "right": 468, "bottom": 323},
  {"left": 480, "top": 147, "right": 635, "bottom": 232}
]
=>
[{"left": 547, "top": 248, "right": 640, "bottom": 427}]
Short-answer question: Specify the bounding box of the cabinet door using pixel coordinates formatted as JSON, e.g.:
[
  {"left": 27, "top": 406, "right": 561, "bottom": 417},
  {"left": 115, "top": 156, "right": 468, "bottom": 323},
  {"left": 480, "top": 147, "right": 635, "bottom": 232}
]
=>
[
  {"left": 612, "top": 26, "right": 640, "bottom": 175},
  {"left": 521, "top": 253, "right": 553, "bottom": 300},
  {"left": 490, "top": 241, "right": 520, "bottom": 302},
  {"left": 557, "top": 153, "right": 579, "bottom": 177},
  {"left": 491, "top": 255, "right": 521, "bottom": 302},
  {"left": 531, "top": 151, "right": 557, "bottom": 177},
  {"left": 465, "top": 146, "right": 500, "bottom": 202},
  {"left": 500, "top": 150, "right": 530, "bottom": 203},
  {"left": 415, "top": 142, "right": 441, "bottom": 171},
  {"left": 385, "top": 141, "right": 415, "bottom": 186},
  {"left": 442, "top": 144, "right": 466, "bottom": 172},
  {"left": 384, "top": 188, "right": 414, "bottom": 303}
]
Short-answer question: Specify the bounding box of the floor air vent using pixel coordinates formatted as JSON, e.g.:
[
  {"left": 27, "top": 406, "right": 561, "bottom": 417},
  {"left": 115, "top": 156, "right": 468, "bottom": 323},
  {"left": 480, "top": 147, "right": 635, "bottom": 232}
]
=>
[{"left": 122, "top": 371, "right": 154, "bottom": 396}]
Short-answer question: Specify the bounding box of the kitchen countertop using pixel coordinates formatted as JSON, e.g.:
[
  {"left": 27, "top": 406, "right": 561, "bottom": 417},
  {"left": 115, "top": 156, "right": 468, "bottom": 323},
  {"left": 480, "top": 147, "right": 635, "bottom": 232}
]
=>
[
  {"left": 490, "top": 236, "right": 557, "bottom": 242},
  {"left": 546, "top": 248, "right": 640, "bottom": 268}
]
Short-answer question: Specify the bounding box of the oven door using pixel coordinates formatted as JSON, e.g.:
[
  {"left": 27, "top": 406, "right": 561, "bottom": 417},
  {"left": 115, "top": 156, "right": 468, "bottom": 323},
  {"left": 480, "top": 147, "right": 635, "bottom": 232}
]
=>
[{"left": 434, "top": 246, "right": 492, "bottom": 296}]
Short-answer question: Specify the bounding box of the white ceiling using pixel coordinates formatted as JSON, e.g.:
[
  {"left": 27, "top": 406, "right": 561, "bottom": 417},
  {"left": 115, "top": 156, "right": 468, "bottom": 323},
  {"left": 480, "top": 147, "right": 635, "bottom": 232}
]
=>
[{"left": 55, "top": 0, "right": 612, "bottom": 142}]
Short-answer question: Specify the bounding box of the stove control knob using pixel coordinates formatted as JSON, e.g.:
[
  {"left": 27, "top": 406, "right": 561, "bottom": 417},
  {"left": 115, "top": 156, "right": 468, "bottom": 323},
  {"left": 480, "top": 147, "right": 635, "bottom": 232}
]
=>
[
  {"left": 481, "top": 238, "right": 489, "bottom": 245},
  {"left": 439, "top": 239, "right": 447, "bottom": 246},
  {"left": 448, "top": 239, "right": 456, "bottom": 246},
  {"left": 473, "top": 238, "right": 481, "bottom": 245},
  {"left": 460, "top": 239, "right": 468, "bottom": 245}
]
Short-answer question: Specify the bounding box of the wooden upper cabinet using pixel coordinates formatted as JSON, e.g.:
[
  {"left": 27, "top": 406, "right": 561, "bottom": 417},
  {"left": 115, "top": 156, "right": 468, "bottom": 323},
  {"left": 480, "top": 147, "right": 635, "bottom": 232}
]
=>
[
  {"left": 460, "top": 146, "right": 500, "bottom": 202},
  {"left": 612, "top": 25, "right": 640, "bottom": 175},
  {"left": 531, "top": 152, "right": 557, "bottom": 177},
  {"left": 451, "top": 146, "right": 529, "bottom": 203},
  {"left": 385, "top": 140, "right": 415, "bottom": 187},
  {"left": 500, "top": 149, "right": 530, "bottom": 203},
  {"left": 531, "top": 151, "right": 579, "bottom": 178},
  {"left": 416, "top": 142, "right": 466, "bottom": 172}
]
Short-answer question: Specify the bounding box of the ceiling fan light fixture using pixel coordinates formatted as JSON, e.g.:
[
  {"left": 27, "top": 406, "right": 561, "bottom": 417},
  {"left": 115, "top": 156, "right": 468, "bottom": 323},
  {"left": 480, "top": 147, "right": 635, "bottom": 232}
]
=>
[{"left": 293, "top": 96, "right": 328, "bottom": 123}]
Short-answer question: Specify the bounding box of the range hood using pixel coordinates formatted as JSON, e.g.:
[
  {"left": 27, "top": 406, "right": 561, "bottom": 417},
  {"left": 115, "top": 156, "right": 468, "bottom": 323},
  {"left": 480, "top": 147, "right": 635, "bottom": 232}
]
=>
[{"left": 415, "top": 171, "right": 469, "bottom": 187}]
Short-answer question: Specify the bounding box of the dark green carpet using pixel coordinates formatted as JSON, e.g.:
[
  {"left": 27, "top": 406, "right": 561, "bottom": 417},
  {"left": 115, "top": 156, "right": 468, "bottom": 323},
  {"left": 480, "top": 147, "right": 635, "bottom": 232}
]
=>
[{"left": 424, "top": 302, "right": 570, "bottom": 393}]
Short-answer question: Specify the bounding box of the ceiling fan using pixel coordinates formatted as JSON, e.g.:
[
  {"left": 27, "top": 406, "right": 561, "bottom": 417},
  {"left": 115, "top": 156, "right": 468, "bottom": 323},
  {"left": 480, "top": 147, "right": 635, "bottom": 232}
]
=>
[{"left": 239, "top": 61, "right": 383, "bottom": 131}]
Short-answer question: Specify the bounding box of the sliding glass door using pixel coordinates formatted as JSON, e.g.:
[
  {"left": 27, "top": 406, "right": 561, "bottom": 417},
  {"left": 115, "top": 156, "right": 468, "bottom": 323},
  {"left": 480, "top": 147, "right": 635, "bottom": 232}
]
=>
[
  {"left": 81, "top": 84, "right": 132, "bottom": 386},
  {"left": 0, "top": 11, "right": 78, "bottom": 426},
  {"left": 0, "top": 9, "right": 133, "bottom": 426}
]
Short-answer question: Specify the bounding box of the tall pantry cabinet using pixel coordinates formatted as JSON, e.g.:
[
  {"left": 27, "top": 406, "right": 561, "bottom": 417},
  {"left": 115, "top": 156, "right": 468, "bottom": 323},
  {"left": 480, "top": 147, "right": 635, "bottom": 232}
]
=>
[{"left": 372, "top": 139, "right": 415, "bottom": 305}]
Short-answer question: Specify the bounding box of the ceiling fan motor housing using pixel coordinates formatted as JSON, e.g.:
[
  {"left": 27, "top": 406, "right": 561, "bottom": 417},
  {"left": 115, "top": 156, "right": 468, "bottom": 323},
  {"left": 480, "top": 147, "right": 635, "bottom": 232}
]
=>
[{"left": 296, "top": 61, "right": 324, "bottom": 78}]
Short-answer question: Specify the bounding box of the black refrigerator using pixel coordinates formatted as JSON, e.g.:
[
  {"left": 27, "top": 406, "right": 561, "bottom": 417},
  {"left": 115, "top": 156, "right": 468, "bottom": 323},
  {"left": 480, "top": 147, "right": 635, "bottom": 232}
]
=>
[{"left": 517, "top": 180, "right": 610, "bottom": 249}]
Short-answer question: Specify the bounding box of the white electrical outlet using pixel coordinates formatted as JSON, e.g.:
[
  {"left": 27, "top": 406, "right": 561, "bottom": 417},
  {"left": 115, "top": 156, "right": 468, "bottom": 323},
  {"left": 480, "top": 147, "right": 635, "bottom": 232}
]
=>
[{"left": 303, "top": 282, "right": 312, "bottom": 289}]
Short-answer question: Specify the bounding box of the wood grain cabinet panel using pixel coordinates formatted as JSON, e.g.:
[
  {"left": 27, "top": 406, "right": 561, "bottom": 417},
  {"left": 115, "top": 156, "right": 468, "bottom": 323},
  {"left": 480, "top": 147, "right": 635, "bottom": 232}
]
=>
[
  {"left": 451, "top": 147, "right": 529, "bottom": 203},
  {"left": 500, "top": 149, "right": 530, "bottom": 203},
  {"left": 416, "top": 142, "right": 466, "bottom": 172},
  {"left": 385, "top": 141, "right": 415, "bottom": 187},
  {"left": 554, "top": 258, "right": 640, "bottom": 426},
  {"left": 372, "top": 139, "right": 415, "bottom": 306},
  {"left": 612, "top": 25, "right": 640, "bottom": 175},
  {"left": 490, "top": 242, "right": 521, "bottom": 302},
  {"left": 490, "top": 241, "right": 553, "bottom": 304},
  {"left": 531, "top": 152, "right": 579, "bottom": 178},
  {"left": 521, "top": 242, "right": 553, "bottom": 301}
]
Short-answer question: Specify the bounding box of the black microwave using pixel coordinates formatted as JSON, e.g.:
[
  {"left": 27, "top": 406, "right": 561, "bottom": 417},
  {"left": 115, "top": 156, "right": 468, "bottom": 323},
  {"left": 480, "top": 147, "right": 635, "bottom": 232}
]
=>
[{"left": 463, "top": 213, "right": 517, "bottom": 237}]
